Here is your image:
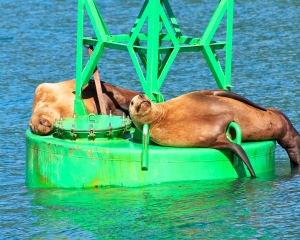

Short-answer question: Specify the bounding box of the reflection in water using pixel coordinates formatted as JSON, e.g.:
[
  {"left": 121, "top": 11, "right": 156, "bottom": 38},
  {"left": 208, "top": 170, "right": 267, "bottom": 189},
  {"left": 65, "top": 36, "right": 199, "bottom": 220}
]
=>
[
  {"left": 27, "top": 173, "right": 300, "bottom": 239},
  {"left": 1, "top": 0, "right": 300, "bottom": 238}
]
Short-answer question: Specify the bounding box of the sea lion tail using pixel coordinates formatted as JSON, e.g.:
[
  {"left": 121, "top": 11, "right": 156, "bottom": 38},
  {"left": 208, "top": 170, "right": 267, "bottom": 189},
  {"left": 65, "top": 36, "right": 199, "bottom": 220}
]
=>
[{"left": 213, "top": 141, "right": 256, "bottom": 178}]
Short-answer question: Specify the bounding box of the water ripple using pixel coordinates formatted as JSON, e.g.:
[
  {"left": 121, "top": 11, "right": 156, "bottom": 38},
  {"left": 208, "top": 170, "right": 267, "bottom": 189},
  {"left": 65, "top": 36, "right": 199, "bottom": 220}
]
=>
[{"left": 1, "top": 0, "right": 300, "bottom": 238}]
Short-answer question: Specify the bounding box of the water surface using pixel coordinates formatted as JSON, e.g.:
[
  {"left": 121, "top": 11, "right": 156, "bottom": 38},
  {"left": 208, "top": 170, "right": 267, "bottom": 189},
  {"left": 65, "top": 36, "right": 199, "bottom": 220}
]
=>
[{"left": 1, "top": 0, "right": 300, "bottom": 239}]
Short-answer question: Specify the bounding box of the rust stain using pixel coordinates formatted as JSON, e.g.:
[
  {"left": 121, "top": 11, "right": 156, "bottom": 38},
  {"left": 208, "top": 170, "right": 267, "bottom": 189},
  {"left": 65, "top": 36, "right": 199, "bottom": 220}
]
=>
[
  {"left": 34, "top": 147, "right": 39, "bottom": 170},
  {"left": 29, "top": 146, "right": 56, "bottom": 188},
  {"left": 84, "top": 169, "right": 101, "bottom": 188},
  {"left": 86, "top": 150, "right": 94, "bottom": 159}
]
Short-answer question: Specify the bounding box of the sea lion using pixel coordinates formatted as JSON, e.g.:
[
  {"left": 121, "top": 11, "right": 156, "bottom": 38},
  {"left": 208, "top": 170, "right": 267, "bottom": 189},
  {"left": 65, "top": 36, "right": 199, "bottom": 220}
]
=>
[
  {"left": 30, "top": 79, "right": 139, "bottom": 135},
  {"left": 129, "top": 90, "right": 300, "bottom": 178}
]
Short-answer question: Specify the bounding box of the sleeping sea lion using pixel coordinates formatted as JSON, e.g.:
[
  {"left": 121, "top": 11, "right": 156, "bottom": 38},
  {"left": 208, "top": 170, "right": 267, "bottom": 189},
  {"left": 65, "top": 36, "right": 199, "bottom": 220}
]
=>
[
  {"left": 30, "top": 79, "right": 139, "bottom": 135},
  {"left": 129, "top": 90, "right": 300, "bottom": 178}
]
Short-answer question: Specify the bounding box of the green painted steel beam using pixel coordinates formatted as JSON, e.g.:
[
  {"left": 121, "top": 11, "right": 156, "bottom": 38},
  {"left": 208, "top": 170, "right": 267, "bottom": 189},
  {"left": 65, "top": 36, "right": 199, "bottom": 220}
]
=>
[
  {"left": 81, "top": 0, "right": 107, "bottom": 87},
  {"left": 202, "top": 45, "right": 227, "bottom": 89},
  {"left": 225, "top": 0, "right": 234, "bottom": 90},
  {"left": 199, "top": 0, "right": 232, "bottom": 90},
  {"left": 74, "top": 0, "right": 87, "bottom": 116},
  {"left": 200, "top": 0, "right": 227, "bottom": 45},
  {"left": 84, "top": 35, "right": 227, "bottom": 49},
  {"left": 83, "top": 40, "right": 226, "bottom": 56},
  {"left": 126, "top": 1, "right": 149, "bottom": 92},
  {"left": 128, "top": 46, "right": 147, "bottom": 91},
  {"left": 81, "top": 41, "right": 105, "bottom": 88},
  {"left": 84, "top": 38, "right": 226, "bottom": 53},
  {"left": 86, "top": 0, "right": 110, "bottom": 38},
  {"left": 133, "top": 41, "right": 147, "bottom": 70},
  {"left": 163, "top": 0, "right": 182, "bottom": 37},
  {"left": 145, "top": 0, "right": 161, "bottom": 101},
  {"left": 130, "top": 0, "right": 149, "bottom": 36}
]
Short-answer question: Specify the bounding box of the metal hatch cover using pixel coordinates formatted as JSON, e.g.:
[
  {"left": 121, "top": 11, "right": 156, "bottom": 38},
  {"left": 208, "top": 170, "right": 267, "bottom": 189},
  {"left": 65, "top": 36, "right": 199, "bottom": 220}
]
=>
[{"left": 53, "top": 113, "right": 132, "bottom": 140}]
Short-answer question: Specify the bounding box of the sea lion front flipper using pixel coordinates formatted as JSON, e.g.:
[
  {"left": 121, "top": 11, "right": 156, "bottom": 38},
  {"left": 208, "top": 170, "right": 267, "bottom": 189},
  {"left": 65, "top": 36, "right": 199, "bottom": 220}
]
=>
[
  {"left": 212, "top": 141, "right": 256, "bottom": 178},
  {"left": 201, "top": 90, "right": 267, "bottom": 111}
]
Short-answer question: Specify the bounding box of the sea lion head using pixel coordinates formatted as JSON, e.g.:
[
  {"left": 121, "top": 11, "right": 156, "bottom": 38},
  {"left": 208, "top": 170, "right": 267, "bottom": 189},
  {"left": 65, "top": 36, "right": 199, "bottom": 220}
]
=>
[
  {"left": 29, "top": 107, "right": 59, "bottom": 135},
  {"left": 129, "top": 94, "right": 154, "bottom": 129},
  {"left": 129, "top": 94, "right": 152, "bottom": 117}
]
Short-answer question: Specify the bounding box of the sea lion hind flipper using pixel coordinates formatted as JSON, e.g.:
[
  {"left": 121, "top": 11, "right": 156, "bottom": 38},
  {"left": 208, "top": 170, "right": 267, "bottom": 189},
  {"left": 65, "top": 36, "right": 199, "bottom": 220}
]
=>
[
  {"left": 213, "top": 141, "right": 256, "bottom": 178},
  {"left": 282, "top": 135, "right": 300, "bottom": 166},
  {"left": 201, "top": 90, "right": 267, "bottom": 111}
]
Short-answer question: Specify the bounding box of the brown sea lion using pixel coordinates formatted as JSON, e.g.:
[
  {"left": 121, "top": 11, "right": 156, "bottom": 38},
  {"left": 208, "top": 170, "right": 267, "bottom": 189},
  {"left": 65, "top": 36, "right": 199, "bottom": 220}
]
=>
[
  {"left": 30, "top": 79, "right": 139, "bottom": 135},
  {"left": 129, "top": 90, "right": 300, "bottom": 178}
]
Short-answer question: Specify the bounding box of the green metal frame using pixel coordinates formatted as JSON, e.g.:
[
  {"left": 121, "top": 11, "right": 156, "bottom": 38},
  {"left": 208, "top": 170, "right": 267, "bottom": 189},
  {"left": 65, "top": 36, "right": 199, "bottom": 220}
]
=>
[{"left": 74, "top": 0, "right": 234, "bottom": 115}]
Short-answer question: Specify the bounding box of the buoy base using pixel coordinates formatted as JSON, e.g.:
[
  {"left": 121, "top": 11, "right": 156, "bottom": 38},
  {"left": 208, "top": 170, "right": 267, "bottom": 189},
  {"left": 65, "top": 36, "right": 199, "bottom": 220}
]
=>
[{"left": 26, "top": 129, "right": 275, "bottom": 188}]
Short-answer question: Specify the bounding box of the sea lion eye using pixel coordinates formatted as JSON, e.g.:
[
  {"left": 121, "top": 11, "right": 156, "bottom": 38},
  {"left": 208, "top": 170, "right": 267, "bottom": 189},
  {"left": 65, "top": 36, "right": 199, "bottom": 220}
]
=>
[{"left": 130, "top": 101, "right": 134, "bottom": 106}]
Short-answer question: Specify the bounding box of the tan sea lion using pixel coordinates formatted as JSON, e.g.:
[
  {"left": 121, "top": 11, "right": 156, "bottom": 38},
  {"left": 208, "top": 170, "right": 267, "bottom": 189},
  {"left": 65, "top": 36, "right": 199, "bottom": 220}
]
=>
[
  {"left": 30, "top": 79, "right": 139, "bottom": 135},
  {"left": 129, "top": 90, "right": 300, "bottom": 178}
]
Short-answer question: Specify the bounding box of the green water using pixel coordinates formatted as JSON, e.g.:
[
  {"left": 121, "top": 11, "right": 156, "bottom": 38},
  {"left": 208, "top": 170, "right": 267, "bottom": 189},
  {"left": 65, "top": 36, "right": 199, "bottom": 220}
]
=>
[{"left": 1, "top": 0, "right": 300, "bottom": 238}]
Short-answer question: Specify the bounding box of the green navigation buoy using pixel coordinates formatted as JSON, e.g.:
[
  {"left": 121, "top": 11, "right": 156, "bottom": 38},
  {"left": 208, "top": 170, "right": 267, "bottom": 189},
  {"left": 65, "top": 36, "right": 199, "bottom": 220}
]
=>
[{"left": 26, "top": 0, "right": 276, "bottom": 188}]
